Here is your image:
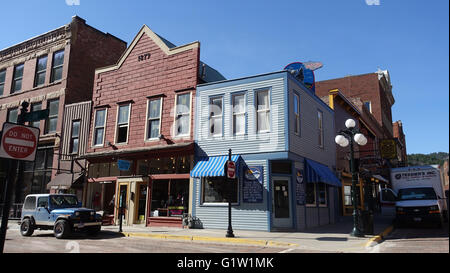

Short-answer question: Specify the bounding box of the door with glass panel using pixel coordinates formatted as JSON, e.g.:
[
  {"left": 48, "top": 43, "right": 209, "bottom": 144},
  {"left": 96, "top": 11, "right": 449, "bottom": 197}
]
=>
[{"left": 272, "top": 177, "right": 292, "bottom": 228}]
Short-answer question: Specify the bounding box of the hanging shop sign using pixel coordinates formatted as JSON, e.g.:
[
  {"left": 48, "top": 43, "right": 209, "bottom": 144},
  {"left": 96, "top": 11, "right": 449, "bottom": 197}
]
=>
[
  {"left": 380, "top": 139, "right": 397, "bottom": 159},
  {"left": 117, "top": 159, "right": 132, "bottom": 171},
  {"left": 243, "top": 166, "right": 264, "bottom": 203}
]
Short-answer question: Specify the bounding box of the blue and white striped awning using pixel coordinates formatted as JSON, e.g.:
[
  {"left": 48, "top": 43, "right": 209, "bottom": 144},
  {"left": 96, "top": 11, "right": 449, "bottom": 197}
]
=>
[
  {"left": 190, "top": 155, "right": 242, "bottom": 178},
  {"left": 304, "top": 159, "right": 342, "bottom": 187}
]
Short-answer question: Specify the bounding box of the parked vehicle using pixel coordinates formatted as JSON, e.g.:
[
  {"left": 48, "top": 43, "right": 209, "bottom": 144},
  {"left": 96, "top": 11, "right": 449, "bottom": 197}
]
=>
[
  {"left": 380, "top": 165, "right": 447, "bottom": 227},
  {"left": 20, "top": 194, "right": 102, "bottom": 239}
]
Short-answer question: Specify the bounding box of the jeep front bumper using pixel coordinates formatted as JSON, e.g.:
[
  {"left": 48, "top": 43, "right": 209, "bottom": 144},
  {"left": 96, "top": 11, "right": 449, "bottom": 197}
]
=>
[{"left": 73, "top": 222, "right": 102, "bottom": 228}]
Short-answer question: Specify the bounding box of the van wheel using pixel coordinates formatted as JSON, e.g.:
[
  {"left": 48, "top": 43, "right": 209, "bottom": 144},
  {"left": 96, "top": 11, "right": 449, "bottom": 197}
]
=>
[
  {"left": 54, "top": 220, "right": 71, "bottom": 239},
  {"left": 20, "top": 219, "right": 34, "bottom": 236}
]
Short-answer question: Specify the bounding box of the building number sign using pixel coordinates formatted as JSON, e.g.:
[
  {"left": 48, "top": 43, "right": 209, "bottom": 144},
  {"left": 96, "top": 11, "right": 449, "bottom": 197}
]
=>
[{"left": 138, "top": 53, "right": 151, "bottom": 62}]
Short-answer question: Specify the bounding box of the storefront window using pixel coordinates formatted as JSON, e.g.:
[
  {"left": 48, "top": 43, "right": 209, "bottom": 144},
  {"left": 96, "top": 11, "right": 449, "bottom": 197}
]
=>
[
  {"left": 202, "top": 176, "right": 238, "bottom": 204},
  {"left": 150, "top": 179, "right": 189, "bottom": 217},
  {"left": 318, "top": 183, "right": 327, "bottom": 206},
  {"left": 306, "top": 183, "right": 316, "bottom": 206},
  {"left": 21, "top": 147, "right": 53, "bottom": 201}
]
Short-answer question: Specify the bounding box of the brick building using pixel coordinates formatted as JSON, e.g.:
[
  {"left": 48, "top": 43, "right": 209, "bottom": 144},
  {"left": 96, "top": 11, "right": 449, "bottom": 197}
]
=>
[
  {"left": 0, "top": 16, "right": 126, "bottom": 206},
  {"left": 80, "top": 25, "right": 225, "bottom": 227},
  {"left": 393, "top": 120, "right": 407, "bottom": 166}
]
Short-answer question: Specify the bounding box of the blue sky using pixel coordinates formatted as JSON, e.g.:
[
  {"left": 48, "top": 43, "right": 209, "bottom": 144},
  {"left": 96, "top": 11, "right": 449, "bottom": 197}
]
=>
[{"left": 1, "top": 0, "right": 448, "bottom": 154}]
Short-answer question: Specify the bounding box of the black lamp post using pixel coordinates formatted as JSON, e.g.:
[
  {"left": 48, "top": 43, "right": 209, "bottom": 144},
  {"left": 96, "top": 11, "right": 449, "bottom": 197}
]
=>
[{"left": 335, "top": 119, "right": 368, "bottom": 237}]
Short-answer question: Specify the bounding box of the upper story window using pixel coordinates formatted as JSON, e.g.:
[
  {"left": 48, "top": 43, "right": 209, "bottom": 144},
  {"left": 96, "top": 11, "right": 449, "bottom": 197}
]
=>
[
  {"left": 30, "top": 102, "right": 42, "bottom": 128},
  {"left": 11, "top": 63, "right": 24, "bottom": 93},
  {"left": 147, "top": 98, "right": 162, "bottom": 139},
  {"left": 50, "top": 50, "right": 64, "bottom": 83},
  {"left": 0, "top": 69, "right": 6, "bottom": 96},
  {"left": 232, "top": 93, "right": 246, "bottom": 135},
  {"left": 256, "top": 89, "right": 270, "bottom": 133},
  {"left": 318, "top": 110, "right": 324, "bottom": 148},
  {"left": 34, "top": 55, "right": 48, "bottom": 87},
  {"left": 45, "top": 99, "right": 59, "bottom": 134},
  {"left": 293, "top": 92, "right": 300, "bottom": 135},
  {"left": 7, "top": 108, "right": 18, "bottom": 123},
  {"left": 69, "top": 120, "right": 81, "bottom": 154},
  {"left": 364, "top": 101, "right": 372, "bottom": 113},
  {"left": 209, "top": 96, "right": 223, "bottom": 137},
  {"left": 116, "top": 103, "right": 130, "bottom": 144},
  {"left": 93, "top": 109, "right": 107, "bottom": 146},
  {"left": 174, "top": 93, "right": 191, "bottom": 137}
]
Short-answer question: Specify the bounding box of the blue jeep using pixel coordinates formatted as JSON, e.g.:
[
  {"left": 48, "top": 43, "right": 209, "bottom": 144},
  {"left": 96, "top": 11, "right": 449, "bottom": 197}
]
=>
[{"left": 20, "top": 194, "right": 102, "bottom": 239}]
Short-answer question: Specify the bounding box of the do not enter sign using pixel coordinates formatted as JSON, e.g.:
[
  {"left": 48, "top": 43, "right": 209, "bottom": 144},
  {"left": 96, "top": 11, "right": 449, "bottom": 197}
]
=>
[
  {"left": 0, "top": 123, "right": 40, "bottom": 161},
  {"left": 226, "top": 160, "right": 236, "bottom": 179}
]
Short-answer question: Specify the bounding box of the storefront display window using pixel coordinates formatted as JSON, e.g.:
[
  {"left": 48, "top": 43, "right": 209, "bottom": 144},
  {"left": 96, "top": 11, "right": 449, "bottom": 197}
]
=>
[
  {"left": 306, "top": 182, "right": 316, "bottom": 206},
  {"left": 150, "top": 179, "right": 189, "bottom": 217},
  {"left": 21, "top": 147, "right": 54, "bottom": 201},
  {"left": 201, "top": 176, "right": 238, "bottom": 204},
  {"left": 318, "top": 183, "right": 327, "bottom": 206}
]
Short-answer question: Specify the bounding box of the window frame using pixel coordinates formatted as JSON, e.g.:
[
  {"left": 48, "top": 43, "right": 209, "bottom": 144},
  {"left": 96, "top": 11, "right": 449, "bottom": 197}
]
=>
[
  {"left": 318, "top": 182, "right": 328, "bottom": 207},
  {"left": 318, "top": 110, "right": 324, "bottom": 148},
  {"left": 306, "top": 182, "right": 317, "bottom": 207},
  {"left": 0, "top": 69, "right": 6, "bottom": 96},
  {"left": 30, "top": 102, "right": 43, "bottom": 128},
  {"left": 92, "top": 108, "right": 108, "bottom": 147},
  {"left": 208, "top": 95, "right": 224, "bottom": 137},
  {"left": 145, "top": 97, "right": 163, "bottom": 141},
  {"left": 45, "top": 99, "right": 59, "bottom": 134},
  {"left": 115, "top": 103, "right": 131, "bottom": 144},
  {"left": 173, "top": 92, "right": 192, "bottom": 138},
  {"left": 69, "top": 119, "right": 81, "bottom": 154},
  {"left": 50, "top": 50, "right": 64, "bottom": 83},
  {"left": 7, "top": 107, "right": 19, "bottom": 123},
  {"left": 255, "top": 88, "right": 271, "bottom": 133},
  {"left": 200, "top": 176, "right": 239, "bottom": 206},
  {"left": 364, "top": 101, "right": 372, "bottom": 113},
  {"left": 293, "top": 91, "right": 300, "bottom": 136},
  {"left": 34, "top": 55, "right": 48, "bottom": 87},
  {"left": 232, "top": 92, "right": 247, "bottom": 136},
  {"left": 11, "top": 63, "right": 24, "bottom": 93}
]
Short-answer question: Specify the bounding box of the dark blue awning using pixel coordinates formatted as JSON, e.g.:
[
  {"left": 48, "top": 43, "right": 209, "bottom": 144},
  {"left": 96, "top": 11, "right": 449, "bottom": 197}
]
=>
[
  {"left": 190, "top": 155, "right": 241, "bottom": 178},
  {"left": 304, "top": 159, "right": 341, "bottom": 187}
]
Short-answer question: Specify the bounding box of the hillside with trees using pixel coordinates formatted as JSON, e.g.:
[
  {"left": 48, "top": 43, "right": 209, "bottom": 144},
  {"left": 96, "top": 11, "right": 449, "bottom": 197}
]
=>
[{"left": 407, "top": 152, "right": 449, "bottom": 166}]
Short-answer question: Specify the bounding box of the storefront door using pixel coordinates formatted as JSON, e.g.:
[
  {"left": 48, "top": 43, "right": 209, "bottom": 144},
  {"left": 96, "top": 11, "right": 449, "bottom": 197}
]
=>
[
  {"left": 272, "top": 177, "right": 292, "bottom": 228},
  {"left": 136, "top": 182, "right": 147, "bottom": 223},
  {"left": 116, "top": 183, "right": 129, "bottom": 225}
]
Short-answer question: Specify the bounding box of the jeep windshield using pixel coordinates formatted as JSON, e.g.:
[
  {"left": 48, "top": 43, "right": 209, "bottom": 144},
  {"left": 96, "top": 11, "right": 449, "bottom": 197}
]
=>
[
  {"left": 397, "top": 187, "right": 437, "bottom": 201},
  {"left": 50, "top": 195, "right": 79, "bottom": 209}
]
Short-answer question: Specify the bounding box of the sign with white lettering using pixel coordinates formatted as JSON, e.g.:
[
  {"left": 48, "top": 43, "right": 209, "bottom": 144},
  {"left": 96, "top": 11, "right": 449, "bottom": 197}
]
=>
[
  {"left": 0, "top": 123, "right": 39, "bottom": 161},
  {"left": 243, "top": 166, "right": 263, "bottom": 203}
]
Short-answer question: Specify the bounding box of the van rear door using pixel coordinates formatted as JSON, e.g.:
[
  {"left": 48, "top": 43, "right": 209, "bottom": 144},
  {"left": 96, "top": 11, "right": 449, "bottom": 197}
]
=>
[{"left": 380, "top": 187, "right": 397, "bottom": 216}]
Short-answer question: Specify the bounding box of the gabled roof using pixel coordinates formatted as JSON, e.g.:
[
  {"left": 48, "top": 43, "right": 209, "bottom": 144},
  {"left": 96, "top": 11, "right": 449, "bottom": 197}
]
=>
[{"left": 95, "top": 24, "right": 200, "bottom": 74}]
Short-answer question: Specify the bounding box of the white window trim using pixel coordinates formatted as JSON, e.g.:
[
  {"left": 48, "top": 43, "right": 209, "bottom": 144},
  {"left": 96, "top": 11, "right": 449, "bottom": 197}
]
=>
[
  {"left": 255, "top": 89, "right": 270, "bottom": 134},
  {"left": 293, "top": 92, "right": 300, "bottom": 136},
  {"left": 92, "top": 108, "right": 108, "bottom": 147},
  {"left": 232, "top": 92, "right": 247, "bottom": 136},
  {"left": 144, "top": 97, "right": 163, "bottom": 141},
  {"left": 209, "top": 95, "right": 223, "bottom": 137},
  {"left": 173, "top": 92, "right": 192, "bottom": 138},
  {"left": 69, "top": 119, "right": 81, "bottom": 154},
  {"left": 114, "top": 103, "right": 131, "bottom": 145}
]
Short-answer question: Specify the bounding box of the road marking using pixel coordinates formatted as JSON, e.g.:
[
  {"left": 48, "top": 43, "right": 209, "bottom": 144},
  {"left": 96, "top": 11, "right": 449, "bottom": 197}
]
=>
[{"left": 278, "top": 248, "right": 296, "bottom": 253}]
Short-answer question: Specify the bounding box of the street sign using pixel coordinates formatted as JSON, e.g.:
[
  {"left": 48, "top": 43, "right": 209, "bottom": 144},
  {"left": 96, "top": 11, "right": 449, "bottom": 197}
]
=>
[
  {"left": 226, "top": 160, "right": 236, "bottom": 179},
  {"left": 0, "top": 123, "right": 40, "bottom": 161},
  {"left": 22, "top": 109, "right": 49, "bottom": 123}
]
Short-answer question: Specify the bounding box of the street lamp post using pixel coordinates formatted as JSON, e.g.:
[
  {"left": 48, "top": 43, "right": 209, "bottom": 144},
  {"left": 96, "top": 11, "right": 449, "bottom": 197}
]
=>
[{"left": 335, "top": 119, "right": 367, "bottom": 237}]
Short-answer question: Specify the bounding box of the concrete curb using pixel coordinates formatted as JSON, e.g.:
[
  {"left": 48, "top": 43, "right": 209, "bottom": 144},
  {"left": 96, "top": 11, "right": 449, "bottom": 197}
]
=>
[
  {"left": 365, "top": 225, "right": 394, "bottom": 248},
  {"left": 121, "top": 232, "right": 299, "bottom": 248}
]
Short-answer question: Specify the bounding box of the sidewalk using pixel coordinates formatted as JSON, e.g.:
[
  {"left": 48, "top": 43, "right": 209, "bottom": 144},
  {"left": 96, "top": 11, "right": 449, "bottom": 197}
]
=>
[{"left": 101, "top": 215, "right": 395, "bottom": 253}]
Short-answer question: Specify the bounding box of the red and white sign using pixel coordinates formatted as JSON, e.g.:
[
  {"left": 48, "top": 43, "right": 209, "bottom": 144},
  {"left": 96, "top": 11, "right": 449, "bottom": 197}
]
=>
[
  {"left": 226, "top": 160, "right": 236, "bottom": 179},
  {"left": 0, "top": 123, "right": 39, "bottom": 161}
]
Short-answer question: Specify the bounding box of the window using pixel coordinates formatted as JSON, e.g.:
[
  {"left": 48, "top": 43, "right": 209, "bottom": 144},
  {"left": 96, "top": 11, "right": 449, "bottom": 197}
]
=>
[
  {"left": 256, "top": 89, "right": 270, "bottom": 133},
  {"left": 37, "top": 197, "right": 48, "bottom": 208},
  {"left": 34, "top": 55, "right": 48, "bottom": 87},
  {"left": 318, "top": 110, "right": 324, "bottom": 148},
  {"left": 22, "top": 147, "right": 53, "bottom": 198},
  {"left": 11, "top": 63, "right": 24, "bottom": 93},
  {"left": 318, "top": 183, "right": 327, "bottom": 206},
  {"left": 364, "top": 101, "right": 372, "bottom": 113},
  {"left": 202, "top": 176, "right": 238, "bottom": 204},
  {"left": 93, "top": 109, "right": 107, "bottom": 146},
  {"left": 45, "top": 99, "right": 59, "bottom": 134},
  {"left": 50, "top": 50, "right": 64, "bottom": 82},
  {"left": 174, "top": 93, "right": 191, "bottom": 136},
  {"left": 147, "top": 98, "right": 162, "bottom": 139},
  {"left": 30, "top": 102, "right": 42, "bottom": 128},
  {"left": 306, "top": 183, "right": 316, "bottom": 206},
  {"left": 23, "top": 196, "right": 36, "bottom": 210},
  {"left": 70, "top": 120, "right": 81, "bottom": 154},
  {"left": 116, "top": 104, "right": 130, "bottom": 143},
  {"left": 293, "top": 93, "right": 300, "bottom": 135},
  {"left": 7, "top": 108, "right": 18, "bottom": 123},
  {"left": 0, "top": 69, "right": 6, "bottom": 96},
  {"left": 232, "top": 93, "right": 246, "bottom": 135},
  {"left": 209, "top": 96, "right": 223, "bottom": 136}
]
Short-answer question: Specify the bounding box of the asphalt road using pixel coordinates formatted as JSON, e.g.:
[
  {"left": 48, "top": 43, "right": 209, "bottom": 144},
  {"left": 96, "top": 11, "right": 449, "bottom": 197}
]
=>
[
  {"left": 3, "top": 229, "right": 287, "bottom": 253},
  {"left": 370, "top": 222, "right": 449, "bottom": 253}
]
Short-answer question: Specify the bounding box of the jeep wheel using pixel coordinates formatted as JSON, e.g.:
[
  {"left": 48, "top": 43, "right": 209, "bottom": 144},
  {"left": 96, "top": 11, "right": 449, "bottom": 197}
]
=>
[
  {"left": 20, "top": 219, "right": 34, "bottom": 237},
  {"left": 54, "top": 220, "right": 71, "bottom": 239}
]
